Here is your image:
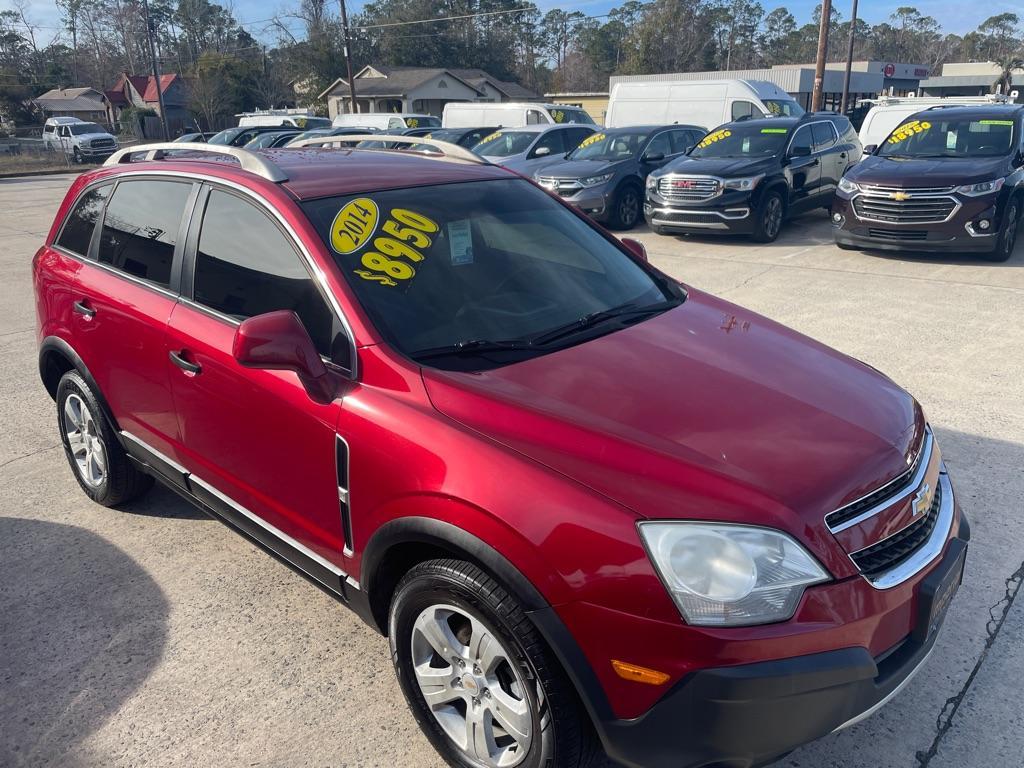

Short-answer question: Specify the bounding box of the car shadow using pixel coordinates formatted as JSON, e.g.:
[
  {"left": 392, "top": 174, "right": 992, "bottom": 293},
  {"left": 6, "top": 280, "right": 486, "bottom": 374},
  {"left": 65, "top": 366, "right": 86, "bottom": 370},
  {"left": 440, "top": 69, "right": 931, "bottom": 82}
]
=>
[
  {"left": 117, "top": 481, "right": 208, "bottom": 520},
  {"left": 627, "top": 209, "right": 835, "bottom": 250},
  {"left": 0, "top": 517, "right": 169, "bottom": 767}
]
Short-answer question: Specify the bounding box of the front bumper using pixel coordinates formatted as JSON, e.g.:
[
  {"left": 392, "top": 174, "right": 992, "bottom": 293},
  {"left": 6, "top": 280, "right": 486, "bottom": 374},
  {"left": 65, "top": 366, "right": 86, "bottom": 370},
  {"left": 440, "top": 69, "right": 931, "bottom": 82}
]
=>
[
  {"left": 831, "top": 194, "right": 1000, "bottom": 253},
  {"left": 598, "top": 516, "right": 969, "bottom": 768},
  {"left": 644, "top": 190, "right": 755, "bottom": 234}
]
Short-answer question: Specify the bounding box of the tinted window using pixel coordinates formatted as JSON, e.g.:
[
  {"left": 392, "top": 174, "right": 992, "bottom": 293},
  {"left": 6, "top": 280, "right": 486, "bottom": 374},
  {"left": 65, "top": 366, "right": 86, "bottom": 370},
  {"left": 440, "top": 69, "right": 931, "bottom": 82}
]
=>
[
  {"left": 56, "top": 185, "right": 111, "bottom": 256},
  {"left": 531, "top": 130, "right": 565, "bottom": 157},
  {"left": 812, "top": 122, "right": 837, "bottom": 151},
  {"left": 732, "top": 101, "right": 756, "bottom": 120},
  {"left": 193, "top": 190, "right": 349, "bottom": 366},
  {"left": 669, "top": 130, "right": 695, "bottom": 154},
  {"left": 566, "top": 127, "right": 595, "bottom": 149},
  {"left": 97, "top": 180, "right": 192, "bottom": 288},
  {"left": 789, "top": 125, "right": 813, "bottom": 154},
  {"left": 645, "top": 132, "right": 672, "bottom": 157}
]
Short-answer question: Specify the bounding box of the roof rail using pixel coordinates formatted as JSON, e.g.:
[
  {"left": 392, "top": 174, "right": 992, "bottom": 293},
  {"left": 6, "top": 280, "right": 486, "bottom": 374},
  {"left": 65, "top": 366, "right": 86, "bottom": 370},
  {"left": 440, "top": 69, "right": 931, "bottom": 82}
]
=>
[
  {"left": 289, "top": 134, "right": 487, "bottom": 164},
  {"left": 103, "top": 142, "right": 289, "bottom": 182}
]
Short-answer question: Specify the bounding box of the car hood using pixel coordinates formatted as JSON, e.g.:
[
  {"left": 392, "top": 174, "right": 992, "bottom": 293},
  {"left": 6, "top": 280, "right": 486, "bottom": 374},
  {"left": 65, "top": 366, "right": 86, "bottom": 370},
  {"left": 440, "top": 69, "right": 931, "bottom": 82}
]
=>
[
  {"left": 492, "top": 154, "right": 561, "bottom": 175},
  {"left": 422, "top": 289, "right": 922, "bottom": 552},
  {"left": 536, "top": 158, "right": 632, "bottom": 179},
  {"left": 847, "top": 154, "right": 1009, "bottom": 187},
  {"left": 73, "top": 132, "right": 115, "bottom": 141},
  {"left": 659, "top": 155, "right": 777, "bottom": 179}
]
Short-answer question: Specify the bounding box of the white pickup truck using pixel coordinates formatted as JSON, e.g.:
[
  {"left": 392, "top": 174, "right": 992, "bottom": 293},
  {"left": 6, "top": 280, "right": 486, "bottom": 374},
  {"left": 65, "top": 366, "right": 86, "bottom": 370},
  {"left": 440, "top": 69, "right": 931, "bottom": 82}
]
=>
[{"left": 43, "top": 118, "right": 118, "bottom": 162}]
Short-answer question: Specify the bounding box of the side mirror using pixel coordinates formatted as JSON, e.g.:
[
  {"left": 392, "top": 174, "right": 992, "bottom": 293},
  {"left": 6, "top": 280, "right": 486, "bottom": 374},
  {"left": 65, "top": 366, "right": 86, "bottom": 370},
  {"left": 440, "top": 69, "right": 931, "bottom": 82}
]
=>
[
  {"left": 789, "top": 144, "right": 812, "bottom": 158},
  {"left": 233, "top": 310, "right": 328, "bottom": 381},
  {"left": 641, "top": 152, "right": 665, "bottom": 163},
  {"left": 620, "top": 237, "right": 649, "bottom": 263},
  {"left": 533, "top": 146, "right": 551, "bottom": 157},
  {"left": 863, "top": 144, "right": 878, "bottom": 155}
]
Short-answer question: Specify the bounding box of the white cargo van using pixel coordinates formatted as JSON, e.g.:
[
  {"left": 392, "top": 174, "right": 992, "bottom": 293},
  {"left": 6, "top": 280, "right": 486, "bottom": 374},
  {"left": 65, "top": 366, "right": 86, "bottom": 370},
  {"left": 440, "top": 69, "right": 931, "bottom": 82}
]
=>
[
  {"left": 857, "top": 94, "right": 1007, "bottom": 147},
  {"left": 237, "top": 110, "right": 332, "bottom": 129},
  {"left": 332, "top": 113, "right": 440, "bottom": 130},
  {"left": 605, "top": 79, "right": 802, "bottom": 130},
  {"left": 442, "top": 102, "right": 596, "bottom": 128}
]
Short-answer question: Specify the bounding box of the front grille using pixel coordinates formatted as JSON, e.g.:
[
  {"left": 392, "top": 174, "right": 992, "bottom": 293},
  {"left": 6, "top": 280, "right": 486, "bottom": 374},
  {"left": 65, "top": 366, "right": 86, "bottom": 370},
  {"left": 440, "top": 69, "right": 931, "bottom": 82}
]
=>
[
  {"left": 90, "top": 138, "right": 115, "bottom": 149},
  {"left": 868, "top": 228, "right": 928, "bottom": 241},
  {"left": 658, "top": 176, "right": 720, "bottom": 202},
  {"left": 853, "top": 193, "right": 958, "bottom": 224},
  {"left": 850, "top": 483, "right": 942, "bottom": 577},
  {"left": 536, "top": 177, "right": 582, "bottom": 197},
  {"left": 860, "top": 184, "right": 956, "bottom": 195}
]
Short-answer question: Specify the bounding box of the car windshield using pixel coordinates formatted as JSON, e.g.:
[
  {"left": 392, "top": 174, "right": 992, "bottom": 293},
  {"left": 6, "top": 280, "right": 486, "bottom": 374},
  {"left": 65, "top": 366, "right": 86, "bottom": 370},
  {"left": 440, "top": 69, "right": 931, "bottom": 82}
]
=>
[
  {"left": 301, "top": 178, "right": 681, "bottom": 370},
  {"left": 472, "top": 131, "right": 537, "bottom": 157},
  {"left": 550, "top": 107, "right": 594, "bottom": 124},
  {"left": 292, "top": 116, "right": 331, "bottom": 129},
  {"left": 878, "top": 116, "right": 1016, "bottom": 158},
  {"left": 569, "top": 131, "right": 648, "bottom": 160},
  {"left": 763, "top": 99, "right": 804, "bottom": 117},
  {"left": 688, "top": 124, "right": 790, "bottom": 158},
  {"left": 70, "top": 123, "right": 104, "bottom": 135},
  {"left": 245, "top": 132, "right": 288, "bottom": 148},
  {"left": 207, "top": 128, "right": 241, "bottom": 145}
]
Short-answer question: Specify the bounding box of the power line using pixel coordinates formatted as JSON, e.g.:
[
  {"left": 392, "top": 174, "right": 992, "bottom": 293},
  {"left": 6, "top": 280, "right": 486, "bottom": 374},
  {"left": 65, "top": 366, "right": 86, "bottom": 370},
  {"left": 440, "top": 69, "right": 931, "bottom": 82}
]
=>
[{"left": 353, "top": 6, "right": 534, "bottom": 31}]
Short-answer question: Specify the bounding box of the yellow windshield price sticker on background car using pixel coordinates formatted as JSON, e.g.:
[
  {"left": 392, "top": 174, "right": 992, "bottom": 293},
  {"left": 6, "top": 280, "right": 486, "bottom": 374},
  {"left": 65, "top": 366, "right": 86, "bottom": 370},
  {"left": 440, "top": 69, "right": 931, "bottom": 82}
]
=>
[
  {"left": 352, "top": 207, "right": 441, "bottom": 288},
  {"left": 697, "top": 129, "right": 731, "bottom": 149},
  {"left": 765, "top": 102, "right": 782, "bottom": 115},
  {"left": 552, "top": 110, "right": 566, "bottom": 123},
  {"left": 478, "top": 131, "right": 502, "bottom": 145},
  {"left": 979, "top": 120, "right": 1014, "bottom": 126},
  {"left": 761, "top": 128, "right": 788, "bottom": 134},
  {"left": 406, "top": 118, "right": 419, "bottom": 128},
  {"left": 331, "top": 197, "right": 379, "bottom": 255},
  {"left": 578, "top": 132, "right": 605, "bottom": 148},
  {"left": 887, "top": 120, "right": 931, "bottom": 144}
]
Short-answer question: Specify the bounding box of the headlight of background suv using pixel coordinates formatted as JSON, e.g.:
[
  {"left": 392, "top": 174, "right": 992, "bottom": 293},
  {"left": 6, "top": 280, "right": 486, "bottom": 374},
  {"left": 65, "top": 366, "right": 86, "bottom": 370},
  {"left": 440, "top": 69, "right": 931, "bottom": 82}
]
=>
[
  {"left": 638, "top": 522, "right": 829, "bottom": 627},
  {"left": 645, "top": 174, "right": 659, "bottom": 191},
  {"left": 957, "top": 178, "right": 1004, "bottom": 197},
  {"left": 837, "top": 176, "right": 860, "bottom": 195},
  {"left": 581, "top": 173, "right": 614, "bottom": 188},
  {"left": 722, "top": 174, "right": 764, "bottom": 191}
]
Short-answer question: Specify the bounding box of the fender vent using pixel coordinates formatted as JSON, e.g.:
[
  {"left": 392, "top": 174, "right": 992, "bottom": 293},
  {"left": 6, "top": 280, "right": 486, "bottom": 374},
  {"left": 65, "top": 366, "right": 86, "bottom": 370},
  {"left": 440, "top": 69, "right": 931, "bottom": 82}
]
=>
[{"left": 336, "top": 436, "right": 352, "bottom": 553}]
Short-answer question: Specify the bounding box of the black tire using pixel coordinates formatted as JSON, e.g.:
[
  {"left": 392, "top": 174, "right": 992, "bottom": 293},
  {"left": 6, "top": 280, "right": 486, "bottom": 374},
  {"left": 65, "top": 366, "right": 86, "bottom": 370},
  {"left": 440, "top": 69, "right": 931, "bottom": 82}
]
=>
[
  {"left": 56, "top": 370, "right": 153, "bottom": 507},
  {"left": 751, "top": 189, "right": 785, "bottom": 243},
  {"left": 72, "top": 146, "right": 83, "bottom": 164},
  {"left": 985, "top": 198, "right": 1020, "bottom": 263},
  {"left": 389, "top": 559, "right": 596, "bottom": 768},
  {"left": 608, "top": 184, "right": 642, "bottom": 230}
]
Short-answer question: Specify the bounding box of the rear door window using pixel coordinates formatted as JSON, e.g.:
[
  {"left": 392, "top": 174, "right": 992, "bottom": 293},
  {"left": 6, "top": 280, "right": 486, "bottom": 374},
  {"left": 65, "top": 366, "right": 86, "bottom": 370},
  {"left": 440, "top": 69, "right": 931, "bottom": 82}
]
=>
[
  {"left": 96, "top": 179, "right": 192, "bottom": 289},
  {"left": 56, "top": 184, "right": 111, "bottom": 257},
  {"left": 812, "top": 121, "right": 838, "bottom": 151}
]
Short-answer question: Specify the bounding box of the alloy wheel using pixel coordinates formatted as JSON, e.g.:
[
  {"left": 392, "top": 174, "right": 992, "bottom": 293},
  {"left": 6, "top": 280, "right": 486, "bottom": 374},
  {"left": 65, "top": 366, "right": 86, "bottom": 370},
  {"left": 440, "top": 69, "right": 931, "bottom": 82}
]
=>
[
  {"left": 619, "top": 189, "right": 639, "bottom": 227},
  {"left": 764, "top": 196, "right": 783, "bottom": 239},
  {"left": 1002, "top": 204, "right": 1018, "bottom": 257},
  {"left": 410, "top": 604, "right": 534, "bottom": 768},
  {"left": 63, "top": 393, "right": 107, "bottom": 487}
]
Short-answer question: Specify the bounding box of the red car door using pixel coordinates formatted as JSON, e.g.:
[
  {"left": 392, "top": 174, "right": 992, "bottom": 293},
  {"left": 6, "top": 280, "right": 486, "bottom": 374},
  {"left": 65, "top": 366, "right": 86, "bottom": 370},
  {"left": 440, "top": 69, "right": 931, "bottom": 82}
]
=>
[
  {"left": 72, "top": 177, "right": 196, "bottom": 462},
  {"left": 165, "top": 185, "right": 352, "bottom": 567}
]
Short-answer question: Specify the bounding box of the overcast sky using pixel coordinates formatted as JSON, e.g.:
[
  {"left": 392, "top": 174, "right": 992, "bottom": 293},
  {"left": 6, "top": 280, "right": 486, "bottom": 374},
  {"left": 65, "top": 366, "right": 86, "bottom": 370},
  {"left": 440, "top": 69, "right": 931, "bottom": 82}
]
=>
[{"left": 7, "top": 0, "right": 1023, "bottom": 48}]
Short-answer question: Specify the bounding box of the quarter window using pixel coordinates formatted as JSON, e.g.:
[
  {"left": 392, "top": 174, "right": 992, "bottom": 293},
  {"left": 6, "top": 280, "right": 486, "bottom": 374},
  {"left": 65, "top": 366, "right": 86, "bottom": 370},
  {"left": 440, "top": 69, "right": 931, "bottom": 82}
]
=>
[
  {"left": 96, "top": 179, "right": 192, "bottom": 289},
  {"left": 193, "top": 189, "right": 350, "bottom": 367},
  {"left": 56, "top": 184, "right": 111, "bottom": 257},
  {"left": 812, "top": 122, "right": 838, "bottom": 151}
]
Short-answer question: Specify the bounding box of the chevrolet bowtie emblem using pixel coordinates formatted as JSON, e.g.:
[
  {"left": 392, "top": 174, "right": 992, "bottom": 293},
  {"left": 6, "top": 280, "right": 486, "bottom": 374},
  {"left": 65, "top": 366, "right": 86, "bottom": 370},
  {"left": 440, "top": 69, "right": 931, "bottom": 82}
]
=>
[
  {"left": 911, "top": 482, "right": 932, "bottom": 517},
  {"left": 890, "top": 191, "right": 912, "bottom": 201}
]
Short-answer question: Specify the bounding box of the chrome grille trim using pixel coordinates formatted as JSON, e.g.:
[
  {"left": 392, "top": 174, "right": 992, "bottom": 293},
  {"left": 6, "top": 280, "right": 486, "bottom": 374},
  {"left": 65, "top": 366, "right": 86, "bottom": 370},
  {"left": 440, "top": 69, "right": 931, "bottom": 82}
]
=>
[
  {"left": 852, "top": 193, "right": 960, "bottom": 225},
  {"left": 657, "top": 175, "right": 721, "bottom": 202},
  {"left": 858, "top": 183, "right": 957, "bottom": 195}
]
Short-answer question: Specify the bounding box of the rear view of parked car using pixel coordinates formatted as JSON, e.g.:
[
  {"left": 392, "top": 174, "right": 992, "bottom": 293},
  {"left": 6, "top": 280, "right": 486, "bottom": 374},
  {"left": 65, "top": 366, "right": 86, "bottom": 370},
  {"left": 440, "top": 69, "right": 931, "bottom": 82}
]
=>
[
  {"left": 536, "top": 125, "right": 705, "bottom": 229},
  {"left": 420, "top": 127, "right": 499, "bottom": 148},
  {"left": 472, "top": 124, "right": 595, "bottom": 175},
  {"left": 646, "top": 113, "right": 861, "bottom": 242},
  {"left": 832, "top": 104, "right": 1023, "bottom": 261}
]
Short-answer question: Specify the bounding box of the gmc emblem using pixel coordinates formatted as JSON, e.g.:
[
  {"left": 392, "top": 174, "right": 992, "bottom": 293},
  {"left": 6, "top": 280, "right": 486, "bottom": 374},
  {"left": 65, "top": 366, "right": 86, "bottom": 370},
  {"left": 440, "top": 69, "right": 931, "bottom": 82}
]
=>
[{"left": 673, "top": 180, "right": 696, "bottom": 189}]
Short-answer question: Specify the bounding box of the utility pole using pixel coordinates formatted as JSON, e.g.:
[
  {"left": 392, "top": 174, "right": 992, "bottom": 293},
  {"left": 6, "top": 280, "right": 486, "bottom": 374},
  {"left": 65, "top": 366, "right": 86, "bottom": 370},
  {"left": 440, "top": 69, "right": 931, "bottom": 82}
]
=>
[
  {"left": 811, "top": 0, "right": 833, "bottom": 111},
  {"left": 141, "top": 0, "right": 169, "bottom": 140},
  {"left": 339, "top": 0, "right": 359, "bottom": 114},
  {"left": 840, "top": 0, "right": 859, "bottom": 114}
]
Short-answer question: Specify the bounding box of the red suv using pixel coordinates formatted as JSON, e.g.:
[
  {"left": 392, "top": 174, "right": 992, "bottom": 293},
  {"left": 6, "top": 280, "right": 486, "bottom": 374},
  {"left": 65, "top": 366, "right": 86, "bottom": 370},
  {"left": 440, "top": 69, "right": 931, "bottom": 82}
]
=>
[{"left": 33, "top": 139, "right": 969, "bottom": 768}]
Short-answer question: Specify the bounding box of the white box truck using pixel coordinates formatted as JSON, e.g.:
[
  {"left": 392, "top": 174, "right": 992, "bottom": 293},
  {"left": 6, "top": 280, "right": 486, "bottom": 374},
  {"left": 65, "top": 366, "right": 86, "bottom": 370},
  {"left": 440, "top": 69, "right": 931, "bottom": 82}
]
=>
[{"left": 605, "top": 79, "right": 803, "bottom": 130}]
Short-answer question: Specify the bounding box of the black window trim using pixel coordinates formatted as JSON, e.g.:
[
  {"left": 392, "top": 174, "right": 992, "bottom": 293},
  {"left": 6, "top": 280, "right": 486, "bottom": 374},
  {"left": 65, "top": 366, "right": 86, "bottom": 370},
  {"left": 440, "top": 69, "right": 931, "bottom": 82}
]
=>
[
  {"left": 181, "top": 180, "right": 356, "bottom": 377},
  {"left": 53, "top": 179, "right": 115, "bottom": 260}
]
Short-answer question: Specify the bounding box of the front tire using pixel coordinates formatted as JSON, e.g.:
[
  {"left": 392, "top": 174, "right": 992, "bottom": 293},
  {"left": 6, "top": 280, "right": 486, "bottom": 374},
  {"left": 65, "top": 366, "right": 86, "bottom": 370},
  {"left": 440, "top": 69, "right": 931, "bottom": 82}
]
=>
[
  {"left": 751, "top": 189, "right": 785, "bottom": 243},
  {"left": 72, "top": 146, "right": 83, "bottom": 164},
  {"left": 389, "top": 559, "right": 595, "bottom": 768},
  {"left": 57, "top": 370, "right": 153, "bottom": 506},
  {"left": 608, "top": 184, "right": 641, "bottom": 230},
  {"left": 985, "top": 198, "right": 1020, "bottom": 263}
]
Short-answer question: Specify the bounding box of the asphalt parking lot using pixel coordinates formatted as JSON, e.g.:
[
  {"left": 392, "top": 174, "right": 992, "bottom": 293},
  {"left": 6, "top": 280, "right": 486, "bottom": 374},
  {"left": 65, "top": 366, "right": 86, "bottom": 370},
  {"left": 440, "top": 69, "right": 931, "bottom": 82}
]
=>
[{"left": 2, "top": 173, "right": 1023, "bottom": 768}]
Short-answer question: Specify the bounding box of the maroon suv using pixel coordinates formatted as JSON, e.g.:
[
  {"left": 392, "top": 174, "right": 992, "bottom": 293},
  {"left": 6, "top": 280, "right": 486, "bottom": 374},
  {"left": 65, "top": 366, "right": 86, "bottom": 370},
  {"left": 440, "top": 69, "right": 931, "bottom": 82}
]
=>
[{"left": 33, "top": 138, "right": 969, "bottom": 768}]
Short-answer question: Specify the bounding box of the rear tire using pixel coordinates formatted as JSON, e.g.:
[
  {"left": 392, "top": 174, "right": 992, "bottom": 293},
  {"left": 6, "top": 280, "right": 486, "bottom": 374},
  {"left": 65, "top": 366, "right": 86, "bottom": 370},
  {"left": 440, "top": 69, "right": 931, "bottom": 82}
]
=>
[
  {"left": 57, "top": 370, "right": 153, "bottom": 507},
  {"left": 751, "top": 189, "right": 785, "bottom": 243},
  {"left": 608, "top": 184, "right": 642, "bottom": 230},
  {"left": 985, "top": 198, "right": 1019, "bottom": 263},
  {"left": 389, "top": 559, "right": 596, "bottom": 768}
]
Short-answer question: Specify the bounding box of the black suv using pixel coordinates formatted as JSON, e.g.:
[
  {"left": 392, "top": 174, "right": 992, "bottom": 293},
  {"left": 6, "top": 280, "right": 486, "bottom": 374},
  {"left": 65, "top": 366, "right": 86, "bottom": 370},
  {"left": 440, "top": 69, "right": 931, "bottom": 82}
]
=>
[
  {"left": 832, "top": 104, "right": 1023, "bottom": 261},
  {"left": 645, "top": 114, "right": 862, "bottom": 242},
  {"left": 534, "top": 125, "right": 705, "bottom": 230}
]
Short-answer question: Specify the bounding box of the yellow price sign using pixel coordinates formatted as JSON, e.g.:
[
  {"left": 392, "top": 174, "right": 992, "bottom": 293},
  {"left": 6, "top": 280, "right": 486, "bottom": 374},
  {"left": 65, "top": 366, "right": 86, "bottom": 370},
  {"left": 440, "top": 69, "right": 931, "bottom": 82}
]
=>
[
  {"left": 578, "top": 132, "right": 605, "bottom": 149},
  {"left": 330, "top": 197, "right": 379, "bottom": 255},
  {"left": 887, "top": 120, "right": 931, "bottom": 144},
  {"left": 478, "top": 131, "right": 502, "bottom": 145},
  {"left": 350, "top": 206, "right": 440, "bottom": 288},
  {"left": 697, "top": 129, "right": 732, "bottom": 149}
]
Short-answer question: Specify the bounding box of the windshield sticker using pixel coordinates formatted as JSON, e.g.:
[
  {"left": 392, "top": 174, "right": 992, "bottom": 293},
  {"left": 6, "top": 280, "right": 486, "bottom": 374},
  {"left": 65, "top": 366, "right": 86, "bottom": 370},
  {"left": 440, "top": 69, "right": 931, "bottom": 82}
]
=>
[
  {"left": 979, "top": 119, "right": 1014, "bottom": 126},
  {"left": 697, "top": 129, "right": 731, "bottom": 149},
  {"left": 447, "top": 220, "right": 474, "bottom": 265},
  {"left": 478, "top": 131, "right": 503, "bottom": 145},
  {"left": 887, "top": 119, "right": 931, "bottom": 144},
  {"left": 351, "top": 206, "right": 440, "bottom": 288},
  {"left": 760, "top": 128, "right": 788, "bottom": 134},
  {"left": 406, "top": 117, "right": 419, "bottom": 128},
  {"left": 578, "top": 132, "right": 605, "bottom": 149},
  {"left": 294, "top": 117, "right": 308, "bottom": 129},
  {"left": 551, "top": 109, "right": 567, "bottom": 123},
  {"left": 765, "top": 101, "right": 782, "bottom": 115},
  {"left": 331, "top": 197, "right": 379, "bottom": 255}
]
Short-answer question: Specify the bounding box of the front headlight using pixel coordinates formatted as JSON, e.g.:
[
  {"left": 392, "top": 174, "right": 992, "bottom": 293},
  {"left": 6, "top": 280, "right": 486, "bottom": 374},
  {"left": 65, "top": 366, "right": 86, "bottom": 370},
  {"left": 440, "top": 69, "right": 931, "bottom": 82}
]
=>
[
  {"left": 957, "top": 178, "right": 1004, "bottom": 197},
  {"left": 581, "top": 173, "right": 614, "bottom": 187},
  {"left": 639, "top": 522, "right": 829, "bottom": 627},
  {"left": 722, "top": 174, "right": 764, "bottom": 191},
  {"left": 646, "top": 174, "right": 659, "bottom": 191},
  {"left": 838, "top": 176, "right": 860, "bottom": 194}
]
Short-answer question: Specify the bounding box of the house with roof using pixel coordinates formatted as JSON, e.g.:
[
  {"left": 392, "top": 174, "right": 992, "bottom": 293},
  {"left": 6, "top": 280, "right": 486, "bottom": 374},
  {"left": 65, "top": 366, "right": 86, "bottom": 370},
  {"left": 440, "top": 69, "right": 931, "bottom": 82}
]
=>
[
  {"left": 108, "top": 72, "right": 191, "bottom": 134},
  {"left": 33, "top": 87, "right": 110, "bottom": 125},
  {"left": 317, "top": 65, "right": 541, "bottom": 119}
]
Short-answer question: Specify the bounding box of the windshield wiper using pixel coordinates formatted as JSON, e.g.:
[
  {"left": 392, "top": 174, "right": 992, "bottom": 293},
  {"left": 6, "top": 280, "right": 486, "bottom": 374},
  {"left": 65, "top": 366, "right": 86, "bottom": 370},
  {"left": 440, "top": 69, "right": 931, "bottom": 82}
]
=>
[
  {"left": 528, "top": 300, "right": 678, "bottom": 346},
  {"left": 410, "top": 338, "right": 537, "bottom": 361}
]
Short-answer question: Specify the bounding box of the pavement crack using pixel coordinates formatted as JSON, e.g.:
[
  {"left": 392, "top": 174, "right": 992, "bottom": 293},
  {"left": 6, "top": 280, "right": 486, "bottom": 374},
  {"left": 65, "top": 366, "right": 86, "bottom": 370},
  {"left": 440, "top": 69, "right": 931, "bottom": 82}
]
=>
[
  {"left": 0, "top": 443, "right": 61, "bottom": 471},
  {"left": 720, "top": 266, "right": 774, "bottom": 295},
  {"left": 915, "top": 560, "right": 1024, "bottom": 767}
]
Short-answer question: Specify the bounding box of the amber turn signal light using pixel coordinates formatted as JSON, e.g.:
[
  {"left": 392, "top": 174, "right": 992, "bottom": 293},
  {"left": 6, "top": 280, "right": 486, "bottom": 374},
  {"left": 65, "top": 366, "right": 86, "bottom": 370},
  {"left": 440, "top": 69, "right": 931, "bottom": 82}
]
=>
[{"left": 611, "top": 659, "right": 671, "bottom": 686}]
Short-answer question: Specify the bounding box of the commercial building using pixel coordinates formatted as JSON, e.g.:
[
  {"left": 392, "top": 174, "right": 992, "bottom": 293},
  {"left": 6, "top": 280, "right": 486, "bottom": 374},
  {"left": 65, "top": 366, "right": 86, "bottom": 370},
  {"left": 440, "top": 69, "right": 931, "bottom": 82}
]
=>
[
  {"left": 544, "top": 92, "right": 610, "bottom": 123},
  {"left": 919, "top": 62, "right": 1024, "bottom": 101}
]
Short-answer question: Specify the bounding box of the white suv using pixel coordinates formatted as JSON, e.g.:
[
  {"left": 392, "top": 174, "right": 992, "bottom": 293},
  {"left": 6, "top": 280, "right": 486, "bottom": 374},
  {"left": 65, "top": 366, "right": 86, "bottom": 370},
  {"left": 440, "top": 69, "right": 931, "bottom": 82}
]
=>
[{"left": 43, "top": 118, "right": 118, "bottom": 162}]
